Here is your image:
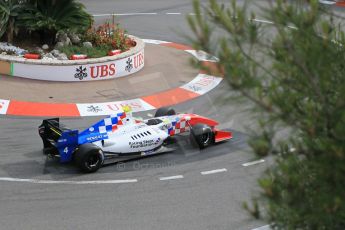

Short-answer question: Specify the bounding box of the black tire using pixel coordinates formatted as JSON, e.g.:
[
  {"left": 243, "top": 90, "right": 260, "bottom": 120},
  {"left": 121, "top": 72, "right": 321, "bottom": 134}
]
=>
[
  {"left": 154, "top": 107, "right": 176, "bottom": 117},
  {"left": 191, "top": 124, "right": 214, "bottom": 149},
  {"left": 74, "top": 143, "right": 104, "bottom": 173}
]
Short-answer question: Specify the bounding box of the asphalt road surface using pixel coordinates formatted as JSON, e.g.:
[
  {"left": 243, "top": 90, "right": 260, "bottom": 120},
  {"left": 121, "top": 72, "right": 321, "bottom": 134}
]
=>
[{"left": 0, "top": 1, "right": 274, "bottom": 230}]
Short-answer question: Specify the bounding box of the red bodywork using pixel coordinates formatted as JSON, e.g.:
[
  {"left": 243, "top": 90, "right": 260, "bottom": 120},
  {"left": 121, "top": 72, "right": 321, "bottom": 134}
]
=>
[{"left": 181, "top": 114, "right": 232, "bottom": 143}]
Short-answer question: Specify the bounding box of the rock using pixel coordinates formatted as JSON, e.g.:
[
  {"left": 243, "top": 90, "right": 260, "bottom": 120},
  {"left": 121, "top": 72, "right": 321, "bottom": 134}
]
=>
[
  {"left": 63, "top": 37, "right": 72, "bottom": 46},
  {"left": 43, "top": 53, "right": 55, "bottom": 59},
  {"left": 51, "top": 49, "right": 60, "bottom": 57},
  {"left": 1, "top": 52, "right": 7, "bottom": 55},
  {"left": 35, "top": 47, "right": 44, "bottom": 56},
  {"left": 57, "top": 53, "right": 68, "bottom": 60},
  {"left": 69, "top": 32, "right": 81, "bottom": 44},
  {"left": 18, "top": 50, "right": 26, "bottom": 55},
  {"left": 42, "top": 44, "right": 49, "bottom": 50},
  {"left": 56, "top": 31, "right": 68, "bottom": 42},
  {"left": 56, "top": 31, "right": 72, "bottom": 46},
  {"left": 0, "top": 42, "right": 27, "bottom": 55},
  {"left": 83, "top": 41, "right": 93, "bottom": 48},
  {"left": 42, "top": 57, "right": 53, "bottom": 60},
  {"left": 54, "top": 42, "right": 64, "bottom": 49}
]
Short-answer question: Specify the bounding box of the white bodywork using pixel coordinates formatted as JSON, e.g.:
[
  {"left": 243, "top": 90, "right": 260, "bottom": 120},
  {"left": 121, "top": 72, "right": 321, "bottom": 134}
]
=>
[{"left": 92, "top": 115, "right": 181, "bottom": 155}]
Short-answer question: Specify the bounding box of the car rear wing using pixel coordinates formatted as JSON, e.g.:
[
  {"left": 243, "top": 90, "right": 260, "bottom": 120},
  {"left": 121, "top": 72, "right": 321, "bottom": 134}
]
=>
[{"left": 38, "top": 118, "right": 79, "bottom": 163}]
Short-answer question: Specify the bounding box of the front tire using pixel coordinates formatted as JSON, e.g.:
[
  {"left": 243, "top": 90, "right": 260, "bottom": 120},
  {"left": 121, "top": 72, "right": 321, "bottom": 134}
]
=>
[
  {"left": 191, "top": 124, "right": 214, "bottom": 149},
  {"left": 74, "top": 143, "right": 104, "bottom": 173}
]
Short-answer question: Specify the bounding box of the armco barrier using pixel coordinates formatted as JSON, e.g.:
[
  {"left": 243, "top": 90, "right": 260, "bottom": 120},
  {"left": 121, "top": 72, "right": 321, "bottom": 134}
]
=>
[{"left": 0, "top": 35, "right": 144, "bottom": 82}]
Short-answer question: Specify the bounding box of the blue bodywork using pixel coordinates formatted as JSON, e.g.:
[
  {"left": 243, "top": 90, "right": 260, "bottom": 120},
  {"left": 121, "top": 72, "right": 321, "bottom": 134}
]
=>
[{"left": 55, "top": 112, "right": 123, "bottom": 163}]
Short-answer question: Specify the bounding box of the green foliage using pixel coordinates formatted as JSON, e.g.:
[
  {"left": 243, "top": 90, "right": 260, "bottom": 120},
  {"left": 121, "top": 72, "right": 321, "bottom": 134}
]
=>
[
  {"left": 0, "top": 0, "right": 25, "bottom": 42},
  {"left": 263, "top": 154, "right": 345, "bottom": 229},
  {"left": 58, "top": 44, "right": 112, "bottom": 59},
  {"left": 188, "top": 0, "right": 345, "bottom": 229},
  {"left": 17, "top": 0, "right": 92, "bottom": 36},
  {"left": 0, "top": 0, "right": 92, "bottom": 44}
]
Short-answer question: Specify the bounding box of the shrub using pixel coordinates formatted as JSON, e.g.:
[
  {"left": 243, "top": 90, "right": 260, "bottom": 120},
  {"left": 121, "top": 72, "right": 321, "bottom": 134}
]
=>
[
  {"left": 17, "top": 0, "right": 92, "bottom": 44},
  {"left": 188, "top": 0, "right": 345, "bottom": 228},
  {"left": 83, "top": 22, "right": 135, "bottom": 51},
  {"left": 0, "top": 0, "right": 25, "bottom": 43}
]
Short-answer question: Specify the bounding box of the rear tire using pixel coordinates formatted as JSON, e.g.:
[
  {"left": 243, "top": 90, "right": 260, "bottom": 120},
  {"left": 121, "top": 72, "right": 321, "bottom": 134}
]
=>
[
  {"left": 155, "top": 107, "right": 176, "bottom": 117},
  {"left": 191, "top": 124, "right": 214, "bottom": 149},
  {"left": 74, "top": 143, "right": 104, "bottom": 173}
]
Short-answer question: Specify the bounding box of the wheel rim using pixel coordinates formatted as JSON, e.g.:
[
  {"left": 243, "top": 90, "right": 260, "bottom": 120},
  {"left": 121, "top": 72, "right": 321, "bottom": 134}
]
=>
[
  {"left": 201, "top": 133, "right": 210, "bottom": 145},
  {"left": 86, "top": 155, "right": 100, "bottom": 169}
]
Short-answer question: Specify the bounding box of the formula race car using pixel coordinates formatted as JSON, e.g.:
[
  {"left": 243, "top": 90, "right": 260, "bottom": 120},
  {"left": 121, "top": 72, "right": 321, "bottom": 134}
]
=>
[{"left": 38, "top": 107, "right": 232, "bottom": 173}]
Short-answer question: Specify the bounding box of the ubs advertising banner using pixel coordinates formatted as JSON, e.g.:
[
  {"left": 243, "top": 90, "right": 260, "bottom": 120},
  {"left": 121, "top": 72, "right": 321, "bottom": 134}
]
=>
[{"left": 13, "top": 49, "right": 144, "bottom": 81}]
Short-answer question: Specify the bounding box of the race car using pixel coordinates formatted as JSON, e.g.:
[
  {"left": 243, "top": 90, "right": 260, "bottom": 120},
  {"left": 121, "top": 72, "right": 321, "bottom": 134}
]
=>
[{"left": 38, "top": 107, "right": 232, "bottom": 173}]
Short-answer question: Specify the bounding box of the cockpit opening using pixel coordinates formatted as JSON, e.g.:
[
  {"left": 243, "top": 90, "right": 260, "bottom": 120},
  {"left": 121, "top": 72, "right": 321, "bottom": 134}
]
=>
[{"left": 146, "top": 118, "right": 163, "bottom": 126}]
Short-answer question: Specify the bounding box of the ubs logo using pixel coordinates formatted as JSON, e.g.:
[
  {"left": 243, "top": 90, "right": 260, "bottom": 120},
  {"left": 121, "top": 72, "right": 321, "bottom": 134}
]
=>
[
  {"left": 125, "top": 58, "right": 133, "bottom": 72},
  {"left": 75, "top": 66, "right": 88, "bottom": 80}
]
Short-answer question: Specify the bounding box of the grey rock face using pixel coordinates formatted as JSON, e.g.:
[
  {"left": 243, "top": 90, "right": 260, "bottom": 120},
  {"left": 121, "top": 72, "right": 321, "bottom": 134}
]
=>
[
  {"left": 57, "top": 53, "right": 69, "bottom": 60},
  {"left": 0, "top": 42, "right": 27, "bottom": 55},
  {"left": 56, "top": 32, "right": 72, "bottom": 46},
  {"left": 63, "top": 37, "right": 72, "bottom": 46},
  {"left": 83, "top": 42, "right": 93, "bottom": 48},
  {"left": 35, "top": 47, "right": 45, "bottom": 55},
  {"left": 51, "top": 49, "right": 60, "bottom": 57},
  {"left": 69, "top": 33, "right": 81, "bottom": 44},
  {"left": 42, "top": 44, "right": 49, "bottom": 50},
  {"left": 43, "top": 53, "right": 55, "bottom": 59},
  {"left": 55, "top": 42, "right": 64, "bottom": 49}
]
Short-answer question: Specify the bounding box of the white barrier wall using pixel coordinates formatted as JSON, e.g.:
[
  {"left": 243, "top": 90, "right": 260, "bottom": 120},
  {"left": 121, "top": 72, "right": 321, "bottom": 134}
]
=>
[
  {"left": 0, "top": 36, "right": 144, "bottom": 82},
  {"left": 13, "top": 49, "right": 144, "bottom": 82}
]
